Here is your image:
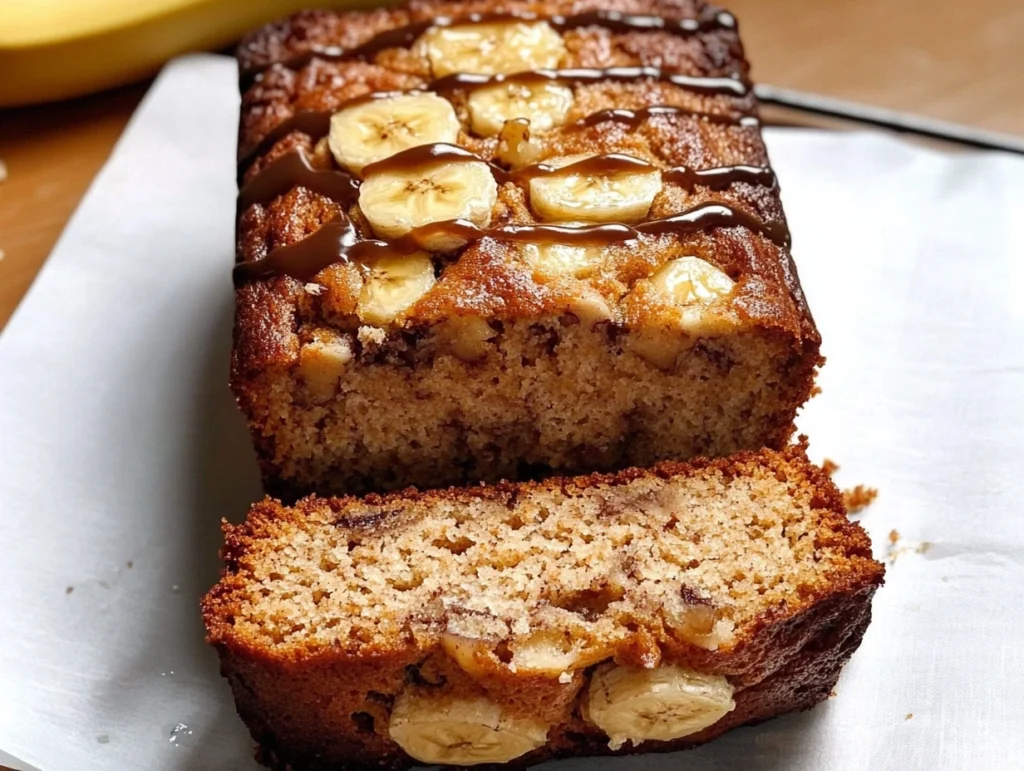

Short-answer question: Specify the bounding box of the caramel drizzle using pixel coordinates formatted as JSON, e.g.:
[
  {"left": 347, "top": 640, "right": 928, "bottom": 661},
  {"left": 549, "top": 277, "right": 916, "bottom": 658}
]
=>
[
  {"left": 233, "top": 202, "right": 788, "bottom": 284},
  {"left": 239, "top": 143, "right": 777, "bottom": 208},
  {"left": 240, "top": 9, "right": 738, "bottom": 86}
]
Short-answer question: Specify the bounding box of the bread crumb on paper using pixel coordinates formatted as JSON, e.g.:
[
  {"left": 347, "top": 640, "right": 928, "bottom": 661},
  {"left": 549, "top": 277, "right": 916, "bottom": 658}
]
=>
[
  {"left": 817, "top": 460, "right": 876, "bottom": 514},
  {"left": 844, "top": 485, "right": 877, "bottom": 514},
  {"left": 886, "top": 530, "right": 932, "bottom": 564}
]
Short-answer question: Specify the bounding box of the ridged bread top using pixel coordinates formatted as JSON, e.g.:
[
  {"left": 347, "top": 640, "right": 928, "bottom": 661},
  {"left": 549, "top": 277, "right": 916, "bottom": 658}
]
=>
[{"left": 232, "top": 0, "right": 818, "bottom": 379}]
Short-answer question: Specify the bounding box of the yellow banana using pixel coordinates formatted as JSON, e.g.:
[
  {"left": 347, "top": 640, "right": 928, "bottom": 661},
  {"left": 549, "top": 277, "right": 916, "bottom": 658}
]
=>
[{"left": 0, "top": 0, "right": 385, "bottom": 107}]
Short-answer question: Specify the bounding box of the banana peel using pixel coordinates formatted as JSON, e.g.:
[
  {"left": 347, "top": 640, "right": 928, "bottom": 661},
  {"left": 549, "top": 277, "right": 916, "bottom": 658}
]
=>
[{"left": 0, "top": 0, "right": 385, "bottom": 107}]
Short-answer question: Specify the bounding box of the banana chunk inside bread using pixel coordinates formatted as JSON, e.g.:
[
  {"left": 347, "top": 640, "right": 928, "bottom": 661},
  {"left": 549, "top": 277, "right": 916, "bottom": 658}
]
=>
[{"left": 204, "top": 447, "right": 883, "bottom": 770}]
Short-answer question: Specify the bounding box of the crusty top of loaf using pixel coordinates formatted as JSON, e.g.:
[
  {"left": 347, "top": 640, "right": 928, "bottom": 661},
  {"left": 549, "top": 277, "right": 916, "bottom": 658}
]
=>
[
  {"left": 204, "top": 444, "right": 883, "bottom": 678},
  {"left": 232, "top": 0, "right": 819, "bottom": 380}
]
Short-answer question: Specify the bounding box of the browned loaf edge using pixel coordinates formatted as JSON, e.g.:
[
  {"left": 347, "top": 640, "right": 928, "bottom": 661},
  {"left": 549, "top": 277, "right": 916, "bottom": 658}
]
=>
[
  {"left": 204, "top": 447, "right": 884, "bottom": 770},
  {"left": 228, "top": 0, "right": 823, "bottom": 498}
]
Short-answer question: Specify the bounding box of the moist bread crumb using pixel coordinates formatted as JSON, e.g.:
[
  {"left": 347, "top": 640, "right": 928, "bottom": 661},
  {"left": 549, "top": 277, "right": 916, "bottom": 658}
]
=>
[
  {"left": 231, "top": 0, "right": 822, "bottom": 498},
  {"left": 204, "top": 445, "right": 884, "bottom": 770}
]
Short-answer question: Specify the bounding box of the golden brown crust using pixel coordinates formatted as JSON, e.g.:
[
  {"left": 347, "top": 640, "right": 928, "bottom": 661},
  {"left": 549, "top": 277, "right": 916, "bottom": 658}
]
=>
[
  {"left": 204, "top": 445, "right": 883, "bottom": 769},
  {"left": 224, "top": 586, "right": 875, "bottom": 771},
  {"left": 230, "top": 0, "right": 819, "bottom": 376},
  {"left": 229, "top": 0, "right": 822, "bottom": 497}
]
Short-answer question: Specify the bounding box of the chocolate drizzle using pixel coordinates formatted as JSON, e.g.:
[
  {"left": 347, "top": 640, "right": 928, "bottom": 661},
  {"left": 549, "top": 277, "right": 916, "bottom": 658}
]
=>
[
  {"left": 234, "top": 219, "right": 358, "bottom": 283},
  {"left": 241, "top": 143, "right": 776, "bottom": 208},
  {"left": 233, "top": 8, "right": 786, "bottom": 289},
  {"left": 240, "top": 96, "right": 758, "bottom": 176},
  {"left": 233, "top": 202, "right": 789, "bottom": 284},
  {"left": 240, "top": 9, "right": 738, "bottom": 86},
  {"left": 662, "top": 164, "right": 777, "bottom": 190},
  {"left": 429, "top": 67, "right": 750, "bottom": 98},
  {"left": 576, "top": 105, "right": 759, "bottom": 130},
  {"left": 238, "top": 151, "right": 359, "bottom": 209},
  {"left": 359, "top": 143, "right": 509, "bottom": 181},
  {"left": 238, "top": 110, "right": 331, "bottom": 167},
  {"left": 551, "top": 9, "right": 736, "bottom": 34}
]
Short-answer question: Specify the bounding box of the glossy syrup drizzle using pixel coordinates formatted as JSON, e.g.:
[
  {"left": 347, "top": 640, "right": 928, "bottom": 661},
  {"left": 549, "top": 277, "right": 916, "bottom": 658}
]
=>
[
  {"left": 575, "top": 105, "right": 760, "bottom": 130},
  {"left": 428, "top": 67, "right": 749, "bottom": 98},
  {"left": 234, "top": 201, "right": 788, "bottom": 284},
  {"left": 237, "top": 151, "right": 358, "bottom": 209},
  {"left": 234, "top": 9, "right": 783, "bottom": 285},
  {"left": 238, "top": 142, "right": 777, "bottom": 207},
  {"left": 240, "top": 9, "right": 738, "bottom": 85}
]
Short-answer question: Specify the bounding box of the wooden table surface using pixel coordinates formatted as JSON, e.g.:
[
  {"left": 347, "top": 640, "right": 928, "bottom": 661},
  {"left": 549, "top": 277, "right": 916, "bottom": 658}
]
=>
[{"left": 1, "top": 0, "right": 1023, "bottom": 332}]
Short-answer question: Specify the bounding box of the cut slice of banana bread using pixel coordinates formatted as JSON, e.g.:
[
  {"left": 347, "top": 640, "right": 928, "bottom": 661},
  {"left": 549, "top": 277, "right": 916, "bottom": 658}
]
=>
[
  {"left": 204, "top": 446, "right": 883, "bottom": 770},
  {"left": 232, "top": 0, "right": 821, "bottom": 498}
]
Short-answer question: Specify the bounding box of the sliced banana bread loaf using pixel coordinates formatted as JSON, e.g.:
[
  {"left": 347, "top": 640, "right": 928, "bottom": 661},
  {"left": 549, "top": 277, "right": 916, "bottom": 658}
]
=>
[
  {"left": 204, "top": 446, "right": 883, "bottom": 770},
  {"left": 232, "top": 0, "right": 821, "bottom": 497}
]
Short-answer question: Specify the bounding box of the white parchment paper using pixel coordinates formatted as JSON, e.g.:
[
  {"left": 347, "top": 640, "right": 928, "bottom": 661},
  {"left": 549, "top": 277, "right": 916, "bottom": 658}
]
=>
[{"left": 2, "top": 54, "right": 1023, "bottom": 771}]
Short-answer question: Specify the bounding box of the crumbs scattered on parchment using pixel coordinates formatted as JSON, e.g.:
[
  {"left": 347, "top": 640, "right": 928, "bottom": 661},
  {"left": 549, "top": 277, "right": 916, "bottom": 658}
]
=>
[
  {"left": 96, "top": 735, "right": 110, "bottom": 744},
  {"left": 819, "top": 460, "right": 877, "bottom": 514},
  {"left": 126, "top": 560, "right": 133, "bottom": 569},
  {"left": 65, "top": 586, "right": 74, "bottom": 594},
  {"left": 887, "top": 530, "right": 932, "bottom": 564},
  {"left": 905, "top": 713, "right": 914, "bottom": 721},
  {"left": 844, "top": 485, "right": 878, "bottom": 514}
]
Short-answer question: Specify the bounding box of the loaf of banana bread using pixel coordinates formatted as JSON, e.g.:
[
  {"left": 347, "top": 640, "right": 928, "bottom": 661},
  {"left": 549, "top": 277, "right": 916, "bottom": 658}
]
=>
[
  {"left": 232, "top": 0, "right": 822, "bottom": 497},
  {"left": 204, "top": 446, "right": 883, "bottom": 770}
]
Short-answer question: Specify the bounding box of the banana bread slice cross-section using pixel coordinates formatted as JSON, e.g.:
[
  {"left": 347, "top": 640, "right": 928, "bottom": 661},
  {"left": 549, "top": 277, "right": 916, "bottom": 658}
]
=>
[{"left": 204, "top": 445, "right": 884, "bottom": 770}]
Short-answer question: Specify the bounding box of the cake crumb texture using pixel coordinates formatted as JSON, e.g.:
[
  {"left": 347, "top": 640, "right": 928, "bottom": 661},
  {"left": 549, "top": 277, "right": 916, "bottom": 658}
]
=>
[
  {"left": 231, "top": 0, "right": 822, "bottom": 497},
  {"left": 204, "top": 446, "right": 884, "bottom": 770}
]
